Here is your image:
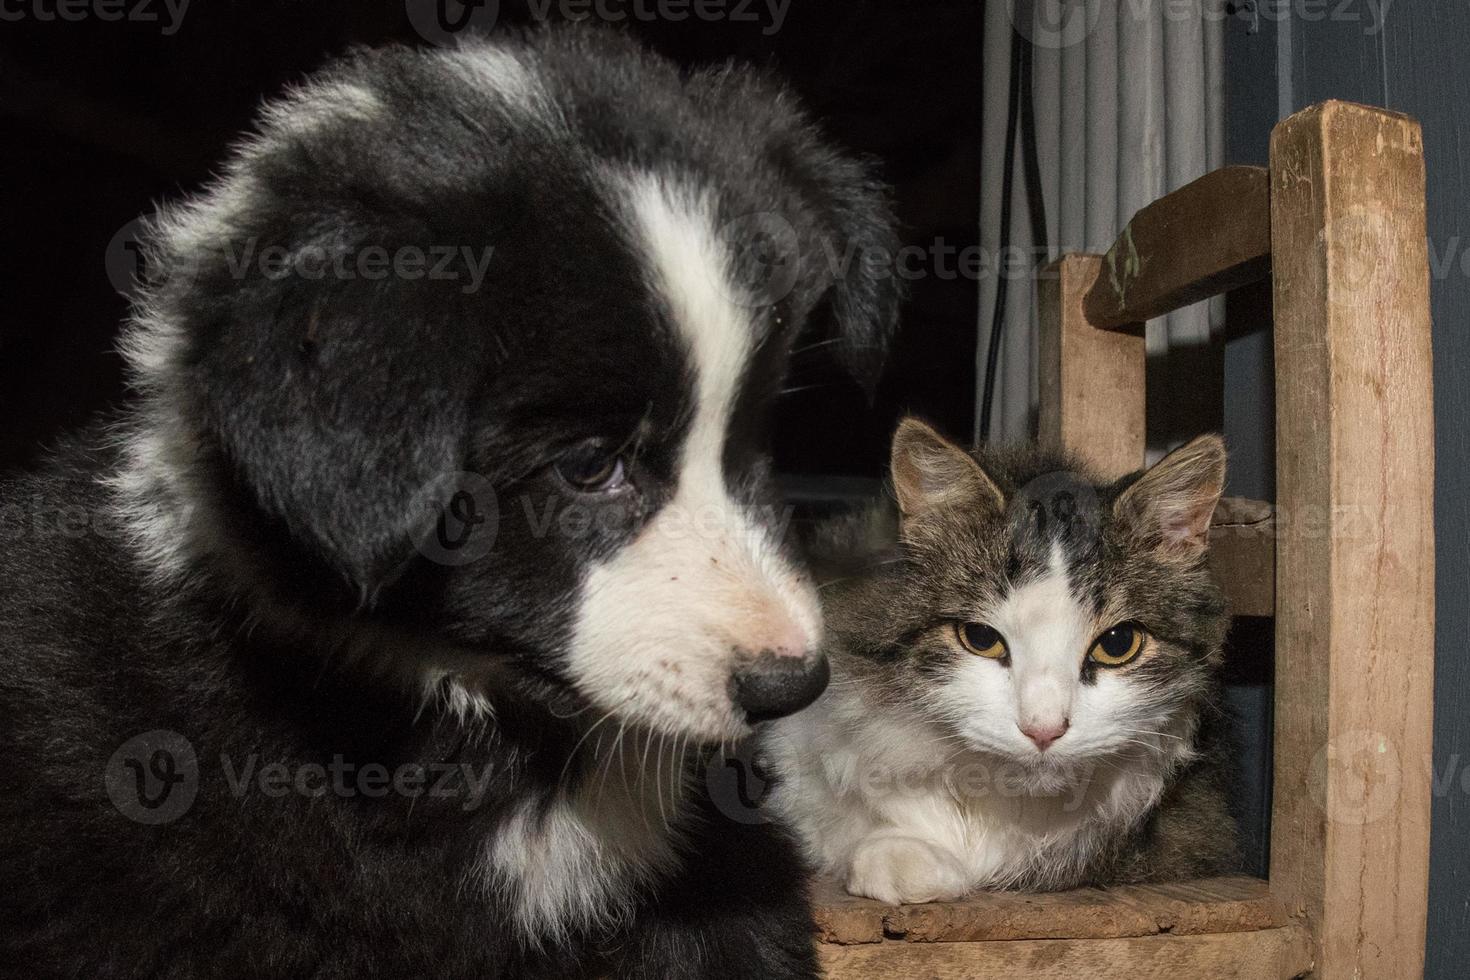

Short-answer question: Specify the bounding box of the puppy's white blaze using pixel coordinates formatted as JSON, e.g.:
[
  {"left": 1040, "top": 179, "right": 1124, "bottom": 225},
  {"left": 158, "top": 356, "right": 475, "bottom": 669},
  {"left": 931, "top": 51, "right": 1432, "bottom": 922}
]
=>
[
  {"left": 567, "top": 173, "right": 820, "bottom": 741},
  {"left": 991, "top": 542, "right": 1091, "bottom": 729}
]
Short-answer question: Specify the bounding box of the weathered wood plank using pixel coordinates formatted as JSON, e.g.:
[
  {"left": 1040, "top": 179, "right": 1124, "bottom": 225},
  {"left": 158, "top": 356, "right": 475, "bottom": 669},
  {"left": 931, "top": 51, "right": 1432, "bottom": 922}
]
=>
[
  {"left": 1210, "top": 496, "right": 1275, "bottom": 618},
  {"left": 1084, "top": 166, "right": 1272, "bottom": 330},
  {"left": 818, "top": 924, "right": 1314, "bottom": 979},
  {"left": 813, "top": 875, "right": 1281, "bottom": 945},
  {"left": 1037, "top": 254, "right": 1146, "bottom": 478},
  {"left": 1268, "top": 99, "right": 1435, "bottom": 980}
]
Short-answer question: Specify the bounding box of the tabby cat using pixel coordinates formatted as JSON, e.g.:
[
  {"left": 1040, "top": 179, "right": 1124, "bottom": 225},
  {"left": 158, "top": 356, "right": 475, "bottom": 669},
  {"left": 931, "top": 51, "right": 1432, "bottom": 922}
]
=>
[{"left": 763, "top": 418, "right": 1240, "bottom": 904}]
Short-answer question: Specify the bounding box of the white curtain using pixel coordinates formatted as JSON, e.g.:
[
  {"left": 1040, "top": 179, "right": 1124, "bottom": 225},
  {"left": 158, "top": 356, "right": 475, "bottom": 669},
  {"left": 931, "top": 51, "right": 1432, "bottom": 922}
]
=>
[{"left": 977, "top": 0, "right": 1226, "bottom": 453}]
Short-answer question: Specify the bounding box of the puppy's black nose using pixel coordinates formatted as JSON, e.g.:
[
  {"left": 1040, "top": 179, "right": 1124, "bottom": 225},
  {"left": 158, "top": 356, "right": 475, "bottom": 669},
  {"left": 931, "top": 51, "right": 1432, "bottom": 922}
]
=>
[{"left": 730, "top": 653, "right": 830, "bottom": 723}]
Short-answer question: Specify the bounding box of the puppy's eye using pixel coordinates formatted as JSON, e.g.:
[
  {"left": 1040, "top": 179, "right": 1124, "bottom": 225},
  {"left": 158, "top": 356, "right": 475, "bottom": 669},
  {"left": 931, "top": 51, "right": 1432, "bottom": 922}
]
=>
[
  {"left": 1089, "top": 623, "right": 1145, "bottom": 667},
  {"left": 554, "top": 446, "right": 628, "bottom": 493},
  {"left": 956, "top": 623, "right": 1007, "bottom": 659}
]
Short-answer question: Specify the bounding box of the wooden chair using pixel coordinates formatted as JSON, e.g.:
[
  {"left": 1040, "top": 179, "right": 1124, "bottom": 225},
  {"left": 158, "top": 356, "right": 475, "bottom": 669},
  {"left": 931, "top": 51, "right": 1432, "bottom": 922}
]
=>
[{"left": 813, "top": 100, "right": 1436, "bottom": 979}]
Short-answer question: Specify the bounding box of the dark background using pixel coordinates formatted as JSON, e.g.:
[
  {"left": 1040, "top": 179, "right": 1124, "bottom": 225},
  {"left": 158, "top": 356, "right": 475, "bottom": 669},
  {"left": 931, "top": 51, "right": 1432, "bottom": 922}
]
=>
[{"left": 0, "top": 0, "right": 983, "bottom": 480}]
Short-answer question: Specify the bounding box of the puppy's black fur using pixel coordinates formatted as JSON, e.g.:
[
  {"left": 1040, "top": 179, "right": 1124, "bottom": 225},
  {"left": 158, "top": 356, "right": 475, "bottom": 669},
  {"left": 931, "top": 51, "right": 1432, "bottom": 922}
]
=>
[{"left": 0, "top": 28, "right": 898, "bottom": 978}]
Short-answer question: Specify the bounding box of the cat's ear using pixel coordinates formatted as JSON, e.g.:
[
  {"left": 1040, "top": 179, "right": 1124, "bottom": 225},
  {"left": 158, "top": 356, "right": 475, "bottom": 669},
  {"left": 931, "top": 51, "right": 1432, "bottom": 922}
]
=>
[
  {"left": 1113, "top": 434, "right": 1227, "bottom": 561},
  {"left": 890, "top": 417, "right": 1004, "bottom": 519}
]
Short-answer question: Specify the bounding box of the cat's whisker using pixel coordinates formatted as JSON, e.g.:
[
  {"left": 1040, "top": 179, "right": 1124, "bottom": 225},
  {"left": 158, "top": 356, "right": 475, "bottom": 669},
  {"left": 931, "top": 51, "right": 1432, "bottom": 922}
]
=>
[
  {"left": 655, "top": 732, "right": 675, "bottom": 832},
  {"left": 597, "top": 719, "right": 629, "bottom": 804},
  {"left": 789, "top": 336, "right": 845, "bottom": 356},
  {"left": 614, "top": 723, "right": 634, "bottom": 802},
  {"left": 558, "top": 706, "right": 621, "bottom": 787},
  {"left": 1111, "top": 737, "right": 1170, "bottom": 758},
  {"left": 1116, "top": 726, "right": 1186, "bottom": 742}
]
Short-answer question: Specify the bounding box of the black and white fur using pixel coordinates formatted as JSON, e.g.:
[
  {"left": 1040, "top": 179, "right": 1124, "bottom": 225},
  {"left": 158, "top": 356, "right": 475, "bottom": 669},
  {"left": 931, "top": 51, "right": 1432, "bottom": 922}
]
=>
[{"left": 0, "top": 28, "right": 899, "bottom": 978}]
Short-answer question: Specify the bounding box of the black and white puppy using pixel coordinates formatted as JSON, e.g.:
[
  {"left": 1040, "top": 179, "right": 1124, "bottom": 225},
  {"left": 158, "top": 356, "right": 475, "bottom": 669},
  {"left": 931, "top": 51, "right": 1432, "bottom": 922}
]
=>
[{"left": 0, "top": 28, "right": 899, "bottom": 979}]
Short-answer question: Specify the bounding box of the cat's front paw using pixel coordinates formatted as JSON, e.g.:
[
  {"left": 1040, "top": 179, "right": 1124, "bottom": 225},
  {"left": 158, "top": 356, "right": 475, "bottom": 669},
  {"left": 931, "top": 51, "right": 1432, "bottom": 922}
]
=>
[{"left": 845, "top": 836, "right": 970, "bottom": 905}]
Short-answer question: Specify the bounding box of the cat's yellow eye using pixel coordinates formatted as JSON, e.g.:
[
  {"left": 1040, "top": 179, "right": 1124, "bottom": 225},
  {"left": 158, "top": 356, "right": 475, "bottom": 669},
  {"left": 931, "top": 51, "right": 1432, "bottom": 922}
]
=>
[
  {"left": 1089, "top": 623, "right": 1146, "bottom": 667},
  {"left": 957, "top": 622, "right": 1008, "bottom": 659}
]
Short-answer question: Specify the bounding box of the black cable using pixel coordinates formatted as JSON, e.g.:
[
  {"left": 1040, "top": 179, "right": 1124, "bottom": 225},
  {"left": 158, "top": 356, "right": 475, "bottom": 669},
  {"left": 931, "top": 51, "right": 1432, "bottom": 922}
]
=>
[
  {"left": 978, "top": 30, "right": 1023, "bottom": 443},
  {"left": 979, "top": 23, "right": 1050, "bottom": 443},
  {"left": 1018, "top": 37, "right": 1050, "bottom": 273}
]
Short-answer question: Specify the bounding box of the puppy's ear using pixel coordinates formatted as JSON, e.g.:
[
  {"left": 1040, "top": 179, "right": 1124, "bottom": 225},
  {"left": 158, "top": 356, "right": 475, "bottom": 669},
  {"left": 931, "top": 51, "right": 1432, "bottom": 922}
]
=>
[
  {"left": 890, "top": 417, "right": 1004, "bottom": 520},
  {"left": 1113, "top": 434, "right": 1227, "bottom": 563},
  {"left": 191, "top": 281, "right": 480, "bottom": 600},
  {"left": 793, "top": 150, "right": 903, "bottom": 393},
  {"left": 808, "top": 156, "right": 903, "bottom": 391}
]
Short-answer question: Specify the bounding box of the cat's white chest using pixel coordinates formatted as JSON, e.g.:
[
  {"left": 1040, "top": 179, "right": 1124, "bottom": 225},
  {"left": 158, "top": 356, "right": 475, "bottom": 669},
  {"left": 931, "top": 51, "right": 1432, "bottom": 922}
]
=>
[
  {"left": 765, "top": 690, "right": 1172, "bottom": 904},
  {"left": 836, "top": 762, "right": 1162, "bottom": 902}
]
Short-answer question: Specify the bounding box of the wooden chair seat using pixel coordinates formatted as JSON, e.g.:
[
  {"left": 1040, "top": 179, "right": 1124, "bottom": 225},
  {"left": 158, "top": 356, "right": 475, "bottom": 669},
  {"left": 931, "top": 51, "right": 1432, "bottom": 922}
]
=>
[{"left": 813, "top": 876, "right": 1311, "bottom": 978}]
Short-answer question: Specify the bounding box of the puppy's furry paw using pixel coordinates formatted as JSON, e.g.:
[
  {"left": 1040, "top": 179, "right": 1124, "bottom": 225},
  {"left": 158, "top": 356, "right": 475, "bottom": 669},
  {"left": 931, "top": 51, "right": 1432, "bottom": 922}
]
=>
[{"left": 844, "top": 835, "right": 969, "bottom": 905}]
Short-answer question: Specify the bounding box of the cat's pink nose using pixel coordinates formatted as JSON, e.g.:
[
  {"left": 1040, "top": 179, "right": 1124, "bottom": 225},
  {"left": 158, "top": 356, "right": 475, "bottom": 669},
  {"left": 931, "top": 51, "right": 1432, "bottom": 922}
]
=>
[{"left": 1021, "top": 719, "right": 1069, "bottom": 751}]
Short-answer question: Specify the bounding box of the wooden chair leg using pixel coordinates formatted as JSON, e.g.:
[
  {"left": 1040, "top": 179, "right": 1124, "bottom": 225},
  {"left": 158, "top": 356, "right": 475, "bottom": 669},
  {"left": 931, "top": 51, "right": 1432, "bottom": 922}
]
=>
[
  {"left": 1036, "top": 254, "right": 1145, "bottom": 477},
  {"left": 1268, "top": 100, "right": 1436, "bottom": 980}
]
